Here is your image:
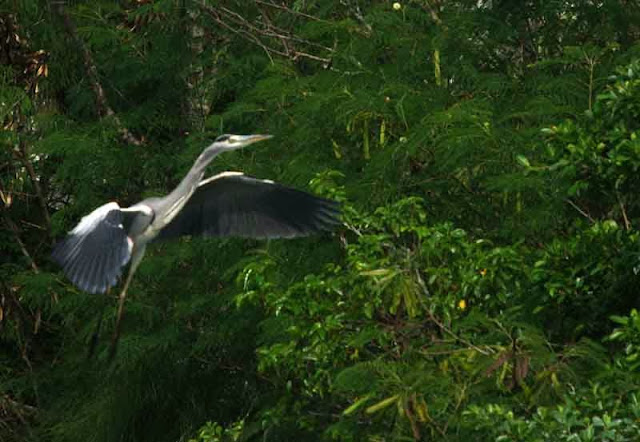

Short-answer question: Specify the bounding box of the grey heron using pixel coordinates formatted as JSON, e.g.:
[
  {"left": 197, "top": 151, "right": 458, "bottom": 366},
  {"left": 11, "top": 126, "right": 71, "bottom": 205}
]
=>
[{"left": 52, "top": 134, "right": 340, "bottom": 353}]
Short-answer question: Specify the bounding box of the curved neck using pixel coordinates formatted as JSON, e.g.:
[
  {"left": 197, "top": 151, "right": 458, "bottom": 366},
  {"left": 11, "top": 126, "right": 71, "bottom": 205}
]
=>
[{"left": 167, "top": 145, "right": 223, "bottom": 202}]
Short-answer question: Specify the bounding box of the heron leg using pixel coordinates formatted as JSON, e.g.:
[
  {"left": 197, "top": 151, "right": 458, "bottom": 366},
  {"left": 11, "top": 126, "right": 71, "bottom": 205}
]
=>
[
  {"left": 86, "top": 304, "right": 105, "bottom": 360},
  {"left": 109, "top": 245, "right": 146, "bottom": 360}
]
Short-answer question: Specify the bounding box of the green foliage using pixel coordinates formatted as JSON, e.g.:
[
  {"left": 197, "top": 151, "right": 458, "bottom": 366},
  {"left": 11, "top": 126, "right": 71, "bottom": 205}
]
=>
[
  {"left": 225, "top": 196, "right": 630, "bottom": 440},
  {"left": 530, "top": 221, "right": 640, "bottom": 338},
  {"left": 4, "top": 1, "right": 640, "bottom": 441},
  {"left": 542, "top": 59, "right": 640, "bottom": 225},
  {"left": 464, "top": 385, "right": 640, "bottom": 442},
  {"left": 188, "top": 420, "right": 246, "bottom": 442},
  {"left": 608, "top": 309, "right": 640, "bottom": 372}
]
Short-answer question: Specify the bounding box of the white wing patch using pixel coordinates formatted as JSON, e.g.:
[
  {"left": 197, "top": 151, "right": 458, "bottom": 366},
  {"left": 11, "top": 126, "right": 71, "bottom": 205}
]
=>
[
  {"left": 53, "top": 201, "right": 133, "bottom": 294},
  {"left": 198, "top": 171, "right": 276, "bottom": 187},
  {"left": 199, "top": 171, "right": 245, "bottom": 187},
  {"left": 122, "top": 204, "right": 153, "bottom": 216},
  {"left": 71, "top": 202, "right": 122, "bottom": 235}
]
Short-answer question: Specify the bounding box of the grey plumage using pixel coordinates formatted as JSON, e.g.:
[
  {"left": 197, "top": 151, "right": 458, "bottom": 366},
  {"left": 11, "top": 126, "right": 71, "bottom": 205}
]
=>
[{"left": 158, "top": 172, "right": 340, "bottom": 240}]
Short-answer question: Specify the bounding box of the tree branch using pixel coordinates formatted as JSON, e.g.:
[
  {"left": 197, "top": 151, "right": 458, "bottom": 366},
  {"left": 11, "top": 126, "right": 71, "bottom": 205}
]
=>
[
  {"left": 13, "top": 141, "right": 51, "bottom": 235},
  {"left": 200, "top": 3, "right": 332, "bottom": 66},
  {"left": 415, "top": 270, "right": 492, "bottom": 356},
  {"left": 617, "top": 192, "right": 631, "bottom": 230},
  {"left": 406, "top": 395, "right": 422, "bottom": 440},
  {"left": 185, "top": 0, "right": 210, "bottom": 131},
  {"left": 2, "top": 211, "right": 39, "bottom": 273},
  {"left": 54, "top": 2, "right": 142, "bottom": 146},
  {"left": 254, "top": 0, "right": 330, "bottom": 23},
  {"left": 564, "top": 198, "right": 595, "bottom": 223},
  {"left": 422, "top": 0, "right": 443, "bottom": 26}
]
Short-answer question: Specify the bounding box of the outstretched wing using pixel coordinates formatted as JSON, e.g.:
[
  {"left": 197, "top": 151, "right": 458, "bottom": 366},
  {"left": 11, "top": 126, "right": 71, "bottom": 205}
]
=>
[
  {"left": 51, "top": 202, "right": 144, "bottom": 294},
  {"left": 157, "top": 172, "right": 341, "bottom": 240}
]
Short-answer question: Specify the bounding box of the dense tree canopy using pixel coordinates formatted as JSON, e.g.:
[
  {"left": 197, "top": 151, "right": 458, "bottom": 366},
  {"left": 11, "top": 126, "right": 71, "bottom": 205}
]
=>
[{"left": 2, "top": 1, "right": 640, "bottom": 441}]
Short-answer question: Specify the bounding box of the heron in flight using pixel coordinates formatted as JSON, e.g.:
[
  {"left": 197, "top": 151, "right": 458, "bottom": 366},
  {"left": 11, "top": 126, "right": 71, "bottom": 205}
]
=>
[{"left": 52, "top": 134, "right": 340, "bottom": 353}]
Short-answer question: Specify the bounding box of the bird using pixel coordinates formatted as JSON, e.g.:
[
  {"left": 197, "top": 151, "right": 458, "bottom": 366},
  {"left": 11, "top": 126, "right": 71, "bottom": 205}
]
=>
[{"left": 51, "top": 134, "right": 341, "bottom": 355}]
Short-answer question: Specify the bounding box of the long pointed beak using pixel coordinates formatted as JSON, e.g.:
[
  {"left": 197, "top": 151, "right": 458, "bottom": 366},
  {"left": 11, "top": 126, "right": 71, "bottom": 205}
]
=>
[{"left": 238, "top": 134, "right": 273, "bottom": 145}]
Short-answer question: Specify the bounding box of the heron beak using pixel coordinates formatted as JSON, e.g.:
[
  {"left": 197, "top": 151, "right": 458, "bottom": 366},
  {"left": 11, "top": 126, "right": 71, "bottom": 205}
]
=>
[{"left": 238, "top": 134, "right": 273, "bottom": 145}]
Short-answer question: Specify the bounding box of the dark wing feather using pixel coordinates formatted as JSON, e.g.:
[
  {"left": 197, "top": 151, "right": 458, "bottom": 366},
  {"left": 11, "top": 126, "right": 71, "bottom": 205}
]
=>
[
  {"left": 157, "top": 172, "right": 341, "bottom": 240},
  {"left": 51, "top": 202, "right": 139, "bottom": 294}
]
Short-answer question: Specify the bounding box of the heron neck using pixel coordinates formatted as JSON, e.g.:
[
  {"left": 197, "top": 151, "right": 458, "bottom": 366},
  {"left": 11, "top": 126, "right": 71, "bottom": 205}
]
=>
[{"left": 169, "top": 146, "right": 223, "bottom": 200}]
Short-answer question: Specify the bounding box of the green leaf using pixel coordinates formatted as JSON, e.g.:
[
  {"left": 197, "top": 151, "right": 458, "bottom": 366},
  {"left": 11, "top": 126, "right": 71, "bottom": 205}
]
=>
[
  {"left": 343, "top": 395, "right": 373, "bottom": 415},
  {"left": 366, "top": 395, "right": 400, "bottom": 414},
  {"left": 516, "top": 154, "right": 531, "bottom": 168}
]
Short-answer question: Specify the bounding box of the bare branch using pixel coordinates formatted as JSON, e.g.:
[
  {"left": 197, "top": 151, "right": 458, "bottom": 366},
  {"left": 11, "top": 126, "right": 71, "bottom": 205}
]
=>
[
  {"left": 340, "top": 0, "right": 372, "bottom": 34},
  {"left": 422, "top": 0, "right": 444, "bottom": 26},
  {"left": 202, "top": 4, "right": 276, "bottom": 62},
  {"left": 200, "top": 3, "right": 332, "bottom": 65},
  {"left": 564, "top": 198, "right": 595, "bottom": 223},
  {"left": 54, "top": 3, "right": 142, "bottom": 146},
  {"left": 415, "top": 270, "right": 492, "bottom": 356},
  {"left": 0, "top": 394, "right": 37, "bottom": 427},
  {"left": 405, "top": 395, "right": 422, "bottom": 440},
  {"left": 258, "top": 5, "right": 292, "bottom": 57},
  {"left": 2, "top": 211, "right": 39, "bottom": 273},
  {"left": 254, "top": 0, "right": 330, "bottom": 23},
  {"left": 185, "top": 1, "right": 210, "bottom": 131},
  {"left": 13, "top": 141, "right": 50, "bottom": 235},
  {"left": 617, "top": 193, "right": 631, "bottom": 230}
]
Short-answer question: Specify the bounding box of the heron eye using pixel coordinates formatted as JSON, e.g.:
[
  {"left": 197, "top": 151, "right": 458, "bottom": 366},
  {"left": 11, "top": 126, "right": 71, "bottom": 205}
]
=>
[{"left": 215, "top": 135, "right": 230, "bottom": 142}]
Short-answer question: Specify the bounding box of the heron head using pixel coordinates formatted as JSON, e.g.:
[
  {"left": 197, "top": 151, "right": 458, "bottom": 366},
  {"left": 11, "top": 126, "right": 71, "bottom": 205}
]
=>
[{"left": 211, "top": 134, "right": 273, "bottom": 152}]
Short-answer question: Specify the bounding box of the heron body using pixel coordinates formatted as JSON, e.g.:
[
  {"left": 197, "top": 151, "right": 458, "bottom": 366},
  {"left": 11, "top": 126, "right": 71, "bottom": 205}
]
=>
[{"left": 52, "top": 134, "right": 340, "bottom": 355}]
